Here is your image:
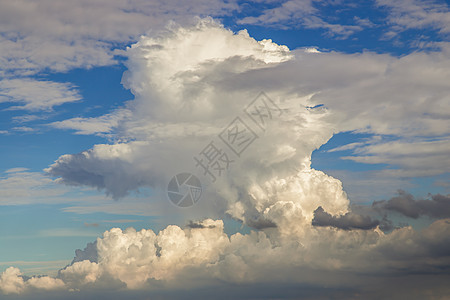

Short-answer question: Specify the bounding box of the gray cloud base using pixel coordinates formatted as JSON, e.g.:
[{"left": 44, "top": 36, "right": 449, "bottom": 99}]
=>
[
  {"left": 312, "top": 206, "right": 380, "bottom": 230},
  {"left": 373, "top": 190, "right": 450, "bottom": 219}
]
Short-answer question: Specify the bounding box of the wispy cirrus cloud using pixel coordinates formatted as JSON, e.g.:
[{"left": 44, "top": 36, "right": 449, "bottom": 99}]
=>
[
  {"left": 336, "top": 139, "right": 450, "bottom": 178},
  {"left": 49, "top": 108, "right": 131, "bottom": 136},
  {"left": 377, "top": 0, "right": 450, "bottom": 35},
  {"left": 0, "top": 78, "right": 81, "bottom": 111},
  {"left": 0, "top": 0, "right": 239, "bottom": 76},
  {"left": 238, "top": 0, "right": 364, "bottom": 38},
  {"left": 0, "top": 168, "right": 66, "bottom": 204}
]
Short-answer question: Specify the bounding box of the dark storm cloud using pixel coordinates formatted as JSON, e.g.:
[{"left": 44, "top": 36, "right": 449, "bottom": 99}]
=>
[
  {"left": 373, "top": 190, "right": 450, "bottom": 219},
  {"left": 378, "top": 215, "right": 394, "bottom": 232},
  {"left": 312, "top": 206, "right": 380, "bottom": 230},
  {"left": 45, "top": 152, "right": 146, "bottom": 199},
  {"left": 186, "top": 221, "right": 217, "bottom": 229},
  {"left": 245, "top": 217, "right": 277, "bottom": 229},
  {"left": 70, "top": 241, "right": 98, "bottom": 265}
]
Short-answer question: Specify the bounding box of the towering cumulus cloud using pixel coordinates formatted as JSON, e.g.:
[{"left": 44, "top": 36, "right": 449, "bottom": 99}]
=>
[
  {"left": 4, "top": 19, "right": 448, "bottom": 298},
  {"left": 46, "top": 18, "right": 349, "bottom": 227}
]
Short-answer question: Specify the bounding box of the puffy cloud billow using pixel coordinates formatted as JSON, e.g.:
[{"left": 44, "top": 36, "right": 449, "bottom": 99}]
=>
[
  {"left": 46, "top": 18, "right": 350, "bottom": 226},
  {"left": 3, "top": 19, "right": 449, "bottom": 298},
  {"left": 2, "top": 218, "right": 450, "bottom": 298}
]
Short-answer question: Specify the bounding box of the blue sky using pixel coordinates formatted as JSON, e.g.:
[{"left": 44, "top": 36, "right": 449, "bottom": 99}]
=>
[{"left": 0, "top": 0, "right": 449, "bottom": 298}]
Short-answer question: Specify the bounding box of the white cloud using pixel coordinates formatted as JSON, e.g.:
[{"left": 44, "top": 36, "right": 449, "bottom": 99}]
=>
[
  {"left": 0, "top": 169, "right": 65, "bottom": 204},
  {"left": 4, "top": 167, "right": 29, "bottom": 173},
  {"left": 377, "top": 0, "right": 450, "bottom": 35},
  {"left": 327, "top": 135, "right": 382, "bottom": 153},
  {"left": 27, "top": 275, "right": 65, "bottom": 291},
  {"left": 0, "top": 78, "right": 81, "bottom": 111},
  {"left": 50, "top": 108, "right": 132, "bottom": 135},
  {"left": 238, "top": 0, "right": 364, "bottom": 38},
  {"left": 46, "top": 19, "right": 349, "bottom": 233},
  {"left": 2, "top": 217, "right": 450, "bottom": 297},
  {"left": 0, "top": 0, "right": 239, "bottom": 76},
  {"left": 238, "top": 0, "right": 450, "bottom": 42},
  {"left": 12, "top": 114, "right": 48, "bottom": 123},
  {"left": 0, "top": 267, "right": 65, "bottom": 295},
  {"left": 0, "top": 0, "right": 240, "bottom": 118},
  {"left": 0, "top": 167, "right": 165, "bottom": 217},
  {"left": 46, "top": 18, "right": 450, "bottom": 210},
  {"left": 11, "top": 126, "right": 37, "bottom": 133},
  {"left": 341, "top": 139, "right": 450, "bottom": 178},
  {"left": 322, "top": 169, "right": 413, "bottom": 202},
  {"left": 0, "top": 267, "right": 25, "bottom": 294},
  {"left": 0, "top": 168, "right": 114, "bottom": 207}
]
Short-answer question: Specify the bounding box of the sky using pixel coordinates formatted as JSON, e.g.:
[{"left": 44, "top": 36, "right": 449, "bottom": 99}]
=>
[{"left": 0, "top": 0, "right": 449, "bottom": 299}]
